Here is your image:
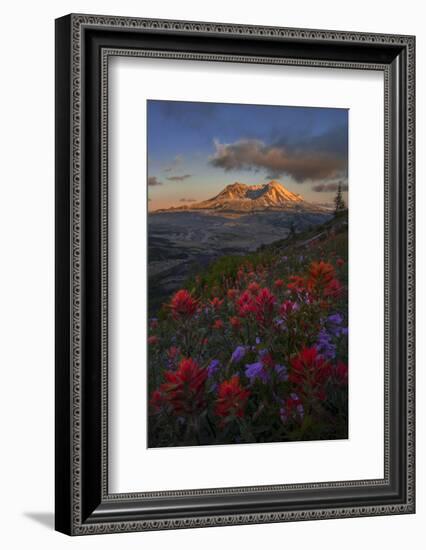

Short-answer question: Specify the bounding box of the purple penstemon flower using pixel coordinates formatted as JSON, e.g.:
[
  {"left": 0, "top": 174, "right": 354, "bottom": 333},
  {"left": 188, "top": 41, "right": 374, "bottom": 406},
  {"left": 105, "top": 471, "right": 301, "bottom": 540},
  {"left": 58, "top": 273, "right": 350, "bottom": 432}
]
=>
[
  {"left": 207, "top": 359, "right": 220, "bottom": 378},
  {"left": 328, "top": 313, "right": 343, "bottom": 325},
  {"left": 231, "top": 345, "right": 247, "bottom": 363},
  {"left": 245, "top": 362, "right": 268, "bottom": 383},
  {"left": 315, "top": 328, "right": 336, "bottom": 360},
  {"left": 274, "top": 364, "right": 289, "bottom": 382},
  {"left": 327, "top": 313, "right": 348, "bottom": 337}
]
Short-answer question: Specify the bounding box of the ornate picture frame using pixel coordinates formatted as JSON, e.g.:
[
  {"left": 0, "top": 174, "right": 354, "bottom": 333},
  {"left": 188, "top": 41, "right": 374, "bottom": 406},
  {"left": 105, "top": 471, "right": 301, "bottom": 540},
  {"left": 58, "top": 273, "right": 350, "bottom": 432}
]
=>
[{"left": 55, "top": 14, "right": 415, "bottom": 535}]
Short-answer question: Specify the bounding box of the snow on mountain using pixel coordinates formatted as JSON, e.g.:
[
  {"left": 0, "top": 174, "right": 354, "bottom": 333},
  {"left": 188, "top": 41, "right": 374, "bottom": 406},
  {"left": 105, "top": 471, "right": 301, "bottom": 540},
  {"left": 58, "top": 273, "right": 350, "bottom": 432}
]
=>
[{"left": 157, "top": 181, "right": 325, "bottom": 213}]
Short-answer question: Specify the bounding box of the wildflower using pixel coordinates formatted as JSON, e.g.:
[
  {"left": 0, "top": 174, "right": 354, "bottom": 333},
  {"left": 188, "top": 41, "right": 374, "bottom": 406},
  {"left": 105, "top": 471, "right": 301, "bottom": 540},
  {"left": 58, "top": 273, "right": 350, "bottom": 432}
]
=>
[
  {"left": 255, "top": 288, "right": 276, "bottom": 324},
  {"left": 274, "top": 279, "right": 285, "bottom": 289},
  {"left": 207, "top": 359, "right": 221, "bottom": 378},
  {"left": 148, "top": 335, "right": 159, "bottom": 345},
  {"left": 290, "top": 347, "right": 332, "bottom": 401},
  {"left": 166, "top": 346, "right": 180, "bottom": 368},
  {"left": 231, "top": 345, "right": 247, "bottom": 363},
  {"left": 280, "top": 393, "right": 304, "bottom": 423},
  {"left": 275, "top": 364, "right": 289, "bottom": 381},
  {"left": 209, "top": 297, "right": 223, "bottom": 310},
  {"left": 229, "top": 316, "right": 242, "bottom": 331},
  {"left": 149, "top": 389, "right": 166, "bottom": 413},
  {"left": 336, "top": 258, "right": 345, "bottom": 267},
  {"left": 315, "top": 328, "right": 336, "bottom": 360},
  {"left": 213, "top": 319, "right": 224, "bottom": 330},
  {"left": 150, "top": 318, "right": 159, "bottom": 329},
  {"left": 248, "top": 281, "right": 260, "bottom": 295},
  {"left": 236, "top": 290, "right": 257, "bottom": 317},
  {"left": 335, "top": 361, "right": 348, "bottom": 385},
  {"left": 245, "top": 351, "right": 285, "bottom": 384},
  {"left": 328, "top": 313, "right": 343, "bottom": 325},
  {"left": 327, "top": 313, "right": 348, "bottom": 337},
  {"left": 169, "top": 289, "right": 198, "bottom": 320},
  {"left": 227, "top": 288, "right": 238, "bottom": 300},
  {"left": 279, "top": 300, "right": 298, "bottom": 317},
  {"left": 323, "top": 278, "right": 343, "bottom": 299},
  {"left": 309, "top": 260, "right": 334, "bottom": 280},
  {"left": 287, "top": 275, "right": 305, "bottom": 294},
  {"left": 159, "top": 357, "right": 207, "bottom": 416},
  {"left": 215, "top": 376, "right": 250, "bottom": 422},
  {"left": 245, "top": 362, "right": 268, "bottom": 383},
  {"left": 259, "top": 349, "right": 273, "bottom": 365},
  {"left": 167, "top": 346, "right": 180, "bottom": 360}
]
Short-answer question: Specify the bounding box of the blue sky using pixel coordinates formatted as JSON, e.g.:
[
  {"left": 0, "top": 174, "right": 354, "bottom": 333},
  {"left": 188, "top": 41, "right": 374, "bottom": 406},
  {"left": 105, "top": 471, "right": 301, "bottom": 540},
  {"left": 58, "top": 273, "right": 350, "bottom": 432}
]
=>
[{"left": 147, "top": 100, "right": 348, "bottom": 210}]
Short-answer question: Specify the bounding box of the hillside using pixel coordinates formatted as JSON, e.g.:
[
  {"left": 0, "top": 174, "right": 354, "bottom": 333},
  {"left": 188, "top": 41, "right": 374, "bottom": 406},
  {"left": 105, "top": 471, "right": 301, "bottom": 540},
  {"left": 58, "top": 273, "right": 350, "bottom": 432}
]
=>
[
  {"left": 148, "top": 210, "right": 349, "bottom": 447},
  {"left": 185, "top": 210, "right": 348, "bottom": 299}
]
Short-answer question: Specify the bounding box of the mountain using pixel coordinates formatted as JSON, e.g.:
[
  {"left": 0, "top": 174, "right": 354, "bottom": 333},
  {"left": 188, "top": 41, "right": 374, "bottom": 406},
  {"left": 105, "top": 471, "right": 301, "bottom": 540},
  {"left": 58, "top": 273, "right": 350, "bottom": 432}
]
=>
[{"left": 156, "top": 181, "right": 327, "bottom": 213}]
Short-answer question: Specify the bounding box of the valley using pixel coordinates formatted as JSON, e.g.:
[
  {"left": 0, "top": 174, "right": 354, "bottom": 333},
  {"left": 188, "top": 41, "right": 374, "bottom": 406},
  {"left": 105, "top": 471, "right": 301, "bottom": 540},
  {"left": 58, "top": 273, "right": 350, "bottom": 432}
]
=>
[{"left": 148, "top": 209, "right": 331, "bottom": 314}]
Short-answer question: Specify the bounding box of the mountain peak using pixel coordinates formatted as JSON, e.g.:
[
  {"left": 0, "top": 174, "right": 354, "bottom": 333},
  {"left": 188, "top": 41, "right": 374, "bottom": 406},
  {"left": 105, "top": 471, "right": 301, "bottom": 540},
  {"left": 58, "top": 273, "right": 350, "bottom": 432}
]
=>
[
  {"left": 154, "top": 180, "right": 327, "bottom": 213},
  {"left": 174, "top": 180, "right": 308, "bottom": 212}
]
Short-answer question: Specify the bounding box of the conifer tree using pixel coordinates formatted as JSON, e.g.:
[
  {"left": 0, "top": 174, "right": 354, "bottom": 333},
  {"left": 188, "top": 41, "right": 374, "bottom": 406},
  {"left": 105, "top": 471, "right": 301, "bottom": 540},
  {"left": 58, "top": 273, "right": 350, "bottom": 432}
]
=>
[{"left": 334, "top": 181, "right": 346, "bottom": 215}]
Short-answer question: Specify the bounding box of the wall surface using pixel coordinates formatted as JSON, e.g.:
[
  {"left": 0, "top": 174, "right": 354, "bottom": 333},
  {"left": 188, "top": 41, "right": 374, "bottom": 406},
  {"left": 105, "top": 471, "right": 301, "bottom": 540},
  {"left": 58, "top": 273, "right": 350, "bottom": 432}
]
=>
[{"left": 0, "top": 0, "right": 423, "bottom": 548}]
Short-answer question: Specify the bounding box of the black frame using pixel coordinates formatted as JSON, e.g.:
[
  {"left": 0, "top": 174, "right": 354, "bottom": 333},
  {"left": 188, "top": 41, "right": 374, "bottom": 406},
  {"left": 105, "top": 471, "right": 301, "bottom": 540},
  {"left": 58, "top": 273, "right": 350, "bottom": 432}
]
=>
[{"left": 55, "top": 14, "right": 415, "bottom": 535}]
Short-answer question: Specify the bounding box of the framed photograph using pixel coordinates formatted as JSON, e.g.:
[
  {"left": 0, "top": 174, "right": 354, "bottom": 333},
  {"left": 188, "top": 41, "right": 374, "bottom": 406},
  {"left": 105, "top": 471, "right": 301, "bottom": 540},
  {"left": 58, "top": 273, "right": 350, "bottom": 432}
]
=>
[{"left": 55, "top": 14, "right": 415, "bottom": 535}]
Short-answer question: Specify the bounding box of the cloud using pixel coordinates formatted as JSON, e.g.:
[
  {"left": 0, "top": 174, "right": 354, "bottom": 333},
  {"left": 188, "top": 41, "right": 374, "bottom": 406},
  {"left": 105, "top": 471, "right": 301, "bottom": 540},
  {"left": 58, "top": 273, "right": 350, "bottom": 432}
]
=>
[
  {"left": 312, "top": 182, "right": 348, "bottom": 193},
  {"left": 166, "top": 174, "right": 192, "bottom": 182},
  {"left": 163, "top": 155, "right": 183, "bottom": 173},
  {"left": 179, "top": 198, "right": 197, "bottom": 203},
  {"left": 148, "top": 176, "right": 163, "bottom": 186},
  {"left": 209, "top": 133, "right": 347, "bottom": 183}
]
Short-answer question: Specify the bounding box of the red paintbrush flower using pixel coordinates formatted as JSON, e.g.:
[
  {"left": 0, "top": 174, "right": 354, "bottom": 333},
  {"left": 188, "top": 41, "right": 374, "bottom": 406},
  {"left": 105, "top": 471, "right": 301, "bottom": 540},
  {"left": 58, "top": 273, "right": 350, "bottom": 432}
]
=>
[
  {"left": 227, "top": 288, "right": 238, "bottom": 300},
  {"left": 290, "top": 347, "right": 332, "bottom": 401},
  {"left": 148, "top": 335, "right": 159, "bottom": 345},
  {"left": 215, "top": 376, "right": 250, "bottom": 423},
  {"left": 159, "top": 357, "right": 207, "bottom": 416},
  {"left": 279, "top": 300, "right": 297, "bottom": 317},
  {"left": 335, "top": 361, "right": 348, "bottom": 385},
  {"left": 149, "top": 389, "right": 166, "bottom": 413},
  {"left": 213, "top": 319, "right": 224, "bottom": 330},
  {"left": 307, "top": 261, "right": 335, "bottom": 293},
  {"left": 248, "top": 281, "right": 260, "bottom": 295},
  {"left": 323, "top": 278, "right": 343, "bottom": 299},
  {"left": 255, "top": 288, "right": 276, "bottom": 325},
  {"left": 236, "top": 290, "right": 257, "bottom": 317},
  {"left": 229, "top": 316, "right": 242, "bottom": 331},
  {"left": 287, "top": 275, "right": 306, "bottom": 294},
  {"left": 209, "top": 296, "right": 224, "bottom": 310},
  {"left": 274, "top": 278, "right": 285, "bottom": 289},
  {"left": 169, "top": 289, "right": 198, "bottom": 320}
]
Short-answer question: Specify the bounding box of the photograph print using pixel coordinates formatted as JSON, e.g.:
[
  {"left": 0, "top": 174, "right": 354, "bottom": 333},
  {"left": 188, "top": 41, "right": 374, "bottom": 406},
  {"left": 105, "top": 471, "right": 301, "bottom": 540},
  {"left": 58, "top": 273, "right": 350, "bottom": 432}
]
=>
[{"left": 147, "top": 100, "right": 349, "bottom": 448}]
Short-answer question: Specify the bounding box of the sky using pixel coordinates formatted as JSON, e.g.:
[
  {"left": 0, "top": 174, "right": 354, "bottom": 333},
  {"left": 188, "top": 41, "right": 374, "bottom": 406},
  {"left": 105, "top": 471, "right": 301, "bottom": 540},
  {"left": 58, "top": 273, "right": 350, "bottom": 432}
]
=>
[{"left": 147, "top": 100, "right": 348, "bottom": 211}]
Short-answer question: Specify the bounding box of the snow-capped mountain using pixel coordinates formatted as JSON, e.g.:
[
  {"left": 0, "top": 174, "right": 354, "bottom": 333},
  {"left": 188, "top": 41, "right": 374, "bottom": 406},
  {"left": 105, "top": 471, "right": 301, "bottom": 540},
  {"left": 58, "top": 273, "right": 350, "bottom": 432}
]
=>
[{"left": 158, "top": 181, "right": 324, "bottom": 213}]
